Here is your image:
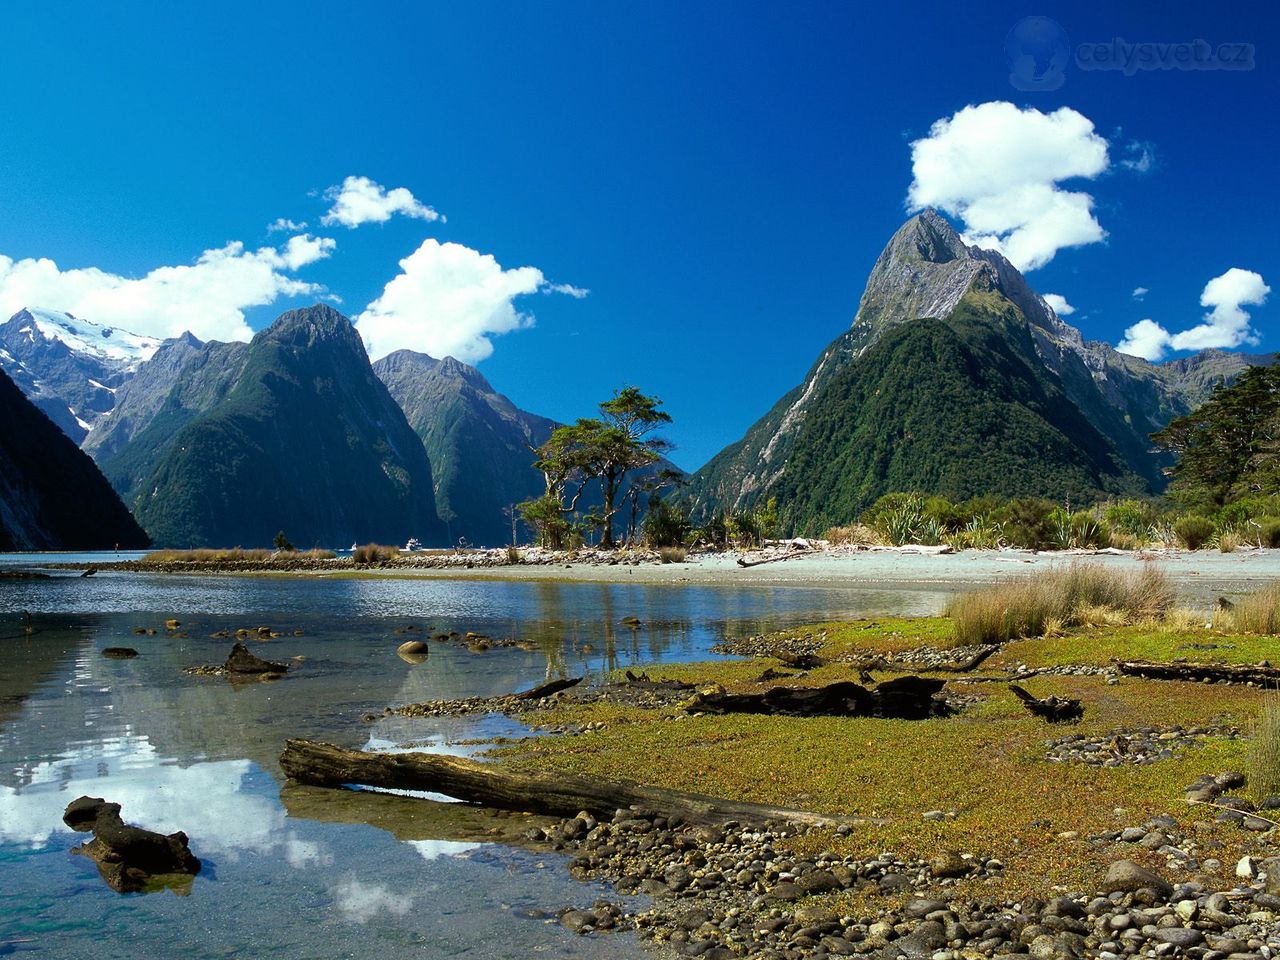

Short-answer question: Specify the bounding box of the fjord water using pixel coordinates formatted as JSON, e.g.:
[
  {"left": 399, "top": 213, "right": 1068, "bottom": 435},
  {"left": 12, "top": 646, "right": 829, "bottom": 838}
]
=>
[{"left": 0, "top": 566, "right": 950, "bottom": 959}]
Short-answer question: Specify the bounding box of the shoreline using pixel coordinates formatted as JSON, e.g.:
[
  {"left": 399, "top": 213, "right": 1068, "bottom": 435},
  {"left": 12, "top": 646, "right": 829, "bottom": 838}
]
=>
[{"left": 25, "top": 545, "right": 1280, "bottom": 593}]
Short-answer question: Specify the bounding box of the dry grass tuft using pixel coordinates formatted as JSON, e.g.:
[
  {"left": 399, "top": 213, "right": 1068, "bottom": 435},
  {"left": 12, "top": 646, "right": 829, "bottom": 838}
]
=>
[
  {"left": 1248, "top": 691, "right": 1280, "bottom": 805},
  {"left": 141, "top": 547, "right": 335, "bottom": 563},
  {"left": 352, "top": 543, "right": 398, "bottom": 565},
  {"left": 946, "top": 563, "right": 1175, "bottom": 646},
  {"left": 1228, "top": 583, "right": 1280, "bottom": 634},
  {"left": 823, "top": 524, "right": 879, "bottom": 546}
]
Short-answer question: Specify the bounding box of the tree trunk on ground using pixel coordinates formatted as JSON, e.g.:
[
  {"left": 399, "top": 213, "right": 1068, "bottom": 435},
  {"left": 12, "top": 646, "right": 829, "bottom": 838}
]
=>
[
  {"left": 279, "top": 740, "right": 857, "bottom": 828},
  {"left": 1114, "top": 659, "right": 1280, "bottom": 684}
]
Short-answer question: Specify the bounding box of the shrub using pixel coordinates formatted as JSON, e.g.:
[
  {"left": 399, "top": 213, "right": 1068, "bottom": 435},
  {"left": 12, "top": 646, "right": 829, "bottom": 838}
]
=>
[
  {"left": 998, "top": 498, "right": 1058, "bottom": 550},
  {"left": 1257, "top": 517, "right": 1280, "bottom": 548},
  {"left": 1218, "top": 531, "right": 1242, "bottom": 553},
  {"left": 273, "top": 530, "right": 295, "bottom": 551},
  {"left": 1049, "top": 509, "right": 1110, "bottom": 549},
  {"left": 946, "top": 563, "right": 1175, "bottom": 646},
  {"left": 506, "top": 546, "right": 522, "bottom": 564},
  {"left": 1174, "top": 515, "right": 1215, "bottom": 550},
  {"left": 947, "top": 516, "right": 1004, "bottom": 551},
  {"left": 1102, "top": 499, "right": 1161, "bottom": 537},
  {"left": 352, "top": 543, "right": 397, "bottom": 565},
  {"left": 1229, "top": 583, "right": 1280, "bottom": 634},
  {"left": 823, "top": 524, "right": 879, "bottom": 546},
  {"left": 657, "top": 546, "right": 687, "bottom": 564},
  {"left": 642, "top": 497, "right": 691, "bottom": 548},
  {"left": 1247, "top": 692, "right": 1280, "bottom": 806}
]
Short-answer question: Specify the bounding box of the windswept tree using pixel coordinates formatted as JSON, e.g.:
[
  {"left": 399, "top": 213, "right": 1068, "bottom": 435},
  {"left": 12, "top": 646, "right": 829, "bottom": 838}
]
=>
[
  {"left": 1152, "top": 366, "right": 1280, "bottom": 507},
  {"left": 519, "top": 386, "right": 673, "bottom": 549}
]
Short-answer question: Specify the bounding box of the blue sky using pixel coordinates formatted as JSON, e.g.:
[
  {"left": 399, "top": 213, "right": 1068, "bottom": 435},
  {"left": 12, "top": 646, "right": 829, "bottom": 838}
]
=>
[{"left": 0, "top": 2, "right": 1276, "bottom": 470}]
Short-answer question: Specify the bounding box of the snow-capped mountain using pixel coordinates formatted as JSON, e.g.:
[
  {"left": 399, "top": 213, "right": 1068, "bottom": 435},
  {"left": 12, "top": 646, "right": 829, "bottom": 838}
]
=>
[{"left": 0, "top": 307, "right": 162, "bottom": 443}]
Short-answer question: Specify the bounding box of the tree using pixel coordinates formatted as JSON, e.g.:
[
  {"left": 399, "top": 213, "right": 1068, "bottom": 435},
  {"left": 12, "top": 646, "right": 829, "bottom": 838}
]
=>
[
  {"left": 273, "top": 530, "right": 295, "bottom": 551},
  {"left": 1152, "top": 366, "right": 1280, "bottom": 507},
  {"left": 521, "top": 387, "right": 673, "bottom": 550}
]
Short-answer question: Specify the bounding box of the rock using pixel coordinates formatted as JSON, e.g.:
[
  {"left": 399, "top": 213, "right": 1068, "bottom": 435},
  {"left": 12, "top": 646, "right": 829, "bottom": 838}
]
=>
[
  {"left": 224, "top": 642, "right": 288, "bottom": 675},
  {"left": 929, "top": 850, "right": 969, "bottom": 878},
  {"left": 1151, "top": 928, "right": 1204, "bottom": 948},
  {"left": 559, "top": 909, "right": 593, "bottom": 933},
  {"left": 101, "top": 647, "right": 139, "bottom": 659},
  {"left": 61, "top": 796, "right": 200, "bottom": 894},
  {"left": 1103, "top": 859, "right": 1172, "bottom": 897},
  {"left": 904, "top": 898, "right": 949, "bottom": 919},
  {"left": 396, "top": 640, "right": 429, "bottom": 663},
  {"left": 1236, "top": 856, "right": 1256, "bottom": 878}
]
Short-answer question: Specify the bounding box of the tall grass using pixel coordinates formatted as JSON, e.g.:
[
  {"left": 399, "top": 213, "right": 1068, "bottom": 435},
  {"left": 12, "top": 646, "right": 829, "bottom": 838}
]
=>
[
  {"left": 352, "top": 543, "right": 398, "bottom": 565},
  {"left": 946, "top": 563, "right": 1175, "bottom": 646},
  {"left": 1228, "top": 583, "right": 1280, "bottom": 634},
  {"left": 1247, "top": 691, "right": 1280, "bottom": 806},
  {"left": 823, "top": 524, "right": 879, "bottom": 546},
  {"left": 657, "top": 546, "right": 687, "bottom": 563},
  {"left": 142, "top": 547, "right": 336, "bottom": 563}
]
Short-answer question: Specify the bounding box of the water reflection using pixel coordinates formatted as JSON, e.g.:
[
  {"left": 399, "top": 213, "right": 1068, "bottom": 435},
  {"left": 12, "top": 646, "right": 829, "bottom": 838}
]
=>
[{"left": 0, "top": 576, "right": 956, "bottom": 958}]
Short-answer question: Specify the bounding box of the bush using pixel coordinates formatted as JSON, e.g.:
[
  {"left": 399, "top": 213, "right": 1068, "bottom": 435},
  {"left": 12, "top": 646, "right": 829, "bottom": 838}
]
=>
[
  {"left": 1219, "top": 531, "right": 1242, "bottom": 553},
  {"left": 1228, "top": 583, "right": 1280, "bottom": 634},
  {"left": 642, "top": 497, "right": 691, "bottom": 548},
  {"left": 506, "top": 546, "right": 522, "bottom": 564},
  {"left": 1248, "top": 692, "right": 1280, "bottom": 806},
  {"left": 946, "top": 563, "right": 1175, "bottom": 646},
  {"left": 823, "top": 524, "right": 879, "bottom": 546},
  {"left": 352, "top": 543, "right": 397, "bottom": 565},
  {"left": 657, "top": 546, "right": 687, "bottom": 564},
  {"left": 1256, "top": 517, "right": 1280, "bottom": 549},
  {"left": 1174, "top": 515, "right": 1215, "bottom": 550},
  {"left": 1102, "top": 499, "right": 1161, "bottom": 537}
]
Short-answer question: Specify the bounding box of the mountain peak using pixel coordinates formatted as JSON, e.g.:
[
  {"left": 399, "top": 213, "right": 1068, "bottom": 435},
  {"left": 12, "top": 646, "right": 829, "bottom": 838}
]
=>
[
  {"left": 3, "top": 306, "right": 160, "bottom": 366},
  {"left": 897, "top": 208, "right": 969, "bottom": 264},
  {"left": 261, "top": 303, "right": 365, "bottom": 353}
]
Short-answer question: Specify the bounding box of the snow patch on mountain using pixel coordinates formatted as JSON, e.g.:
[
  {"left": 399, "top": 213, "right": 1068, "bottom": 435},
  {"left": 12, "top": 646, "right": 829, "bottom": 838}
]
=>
[{"left": 22, "top": 307, "right": 160, "bottom": 368}]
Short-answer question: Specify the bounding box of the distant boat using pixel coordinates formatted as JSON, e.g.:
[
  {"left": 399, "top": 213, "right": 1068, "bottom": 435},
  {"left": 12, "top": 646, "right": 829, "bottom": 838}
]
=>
[{"left": 402, "top": 537, "right": 422, "bottom": 553}]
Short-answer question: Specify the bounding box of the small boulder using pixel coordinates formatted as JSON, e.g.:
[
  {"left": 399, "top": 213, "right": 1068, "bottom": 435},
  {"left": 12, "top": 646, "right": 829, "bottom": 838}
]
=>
[
  {"left": 102, "top": 648, "right": 139, "bottom": 659},
  {"left": 1102, "top": 859, "right": 1172, "bottom": 898},
  {"left": 61, "top": 796, "right": 200, "bottom": 894},
  {"left": 224, "top": 642, "right": 288, "bottom": 675},
  {"left": 396, "top": 640, "right": 429, "bottom": 664}
]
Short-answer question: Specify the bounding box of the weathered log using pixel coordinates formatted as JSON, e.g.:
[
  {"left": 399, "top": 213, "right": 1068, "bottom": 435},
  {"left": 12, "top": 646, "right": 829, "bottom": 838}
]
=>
[
  {"left": 1114, "top": 659, "right": 1280, "bottom": 685},
  {"left": 736, "top": 550, "right": 808, "bottom": 568},
  {"left": 620, "top": 670, "right": 694, "bottom": 692},
  {"left": 280, "top": 739, "right": 855, "bottom": 828},
  {"left": 773, "top": 650, "right": 825, "bottom": 670},
  {"left": 1009, "top": 684, "right": 1083, "bottom": 722},
  {"left": 62, "top": 796, "right": 200, "bottom": 894},
  {"left": 684, "top": 676, "right": 949, "bottom": 720},
  {"left": 515, "top": 676, "right": 583, "bottom": 700}
]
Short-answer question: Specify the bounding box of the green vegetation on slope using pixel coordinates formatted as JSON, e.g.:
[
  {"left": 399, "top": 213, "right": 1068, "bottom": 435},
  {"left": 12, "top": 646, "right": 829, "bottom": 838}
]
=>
[{"left": 771, "top": 289, "right": 1145, "bottom": 534}]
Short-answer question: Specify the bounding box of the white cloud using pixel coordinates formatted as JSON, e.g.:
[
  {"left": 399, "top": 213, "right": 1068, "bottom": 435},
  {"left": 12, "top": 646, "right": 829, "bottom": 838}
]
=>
[
  {"left": 543, "top": 281, "right": 589, "bottom": 299},
  {"left": 1132, "top": 286, "right": 1149, "bottom": 300},
  {"left": 907, "top": 102, "right": 1110, "bottom": 271},
  {"left": 1043, "top": 293, "right": 1075, "bottom": 316},
  {"left": 333, "top": 876, "right": 415, "bottom": 922},
  {"left": 1117, "top": 318, "right": 1171, "bottom": 361},
  {"left": 1120, "top": 141, "right": 1155, "bottom": 173},
  {"left": 267, "top": 217, "right": 307, "bottom": 233},
  {"left": 0, "top": 235, "right": 335, "bottom": 342},
  {"left": 322, "top": 176, "right": 443, "bottom": 228},
  {"left": 1116, "top": 268, "right": 1270, "bottom": 360},
  {"left": 356, "top": 239, "right": 545, "bottom": 363}
]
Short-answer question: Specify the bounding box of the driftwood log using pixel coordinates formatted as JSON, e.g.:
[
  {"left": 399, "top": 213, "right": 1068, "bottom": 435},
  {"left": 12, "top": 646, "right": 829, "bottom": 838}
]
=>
[
  {"left": 515, "top": 676, "right": 583, "bottom": 700},
  {"left": 280, "top": 739, "right": 854, "bottom": 828},
  {"left": 62, "top": 796, "right": 200, "bottom": 894},
  {"left": 683, "top": 676, "right": 949, "bottom": 719},
  {"left": 1114, "top": 659, "right": 1280, "bottom": 685},
  {"left": 1009, "top": 684, "right": 1083, "bottom": 722},
  {"left": 736, "top": 550, "right": 809, "bottom": 568}
]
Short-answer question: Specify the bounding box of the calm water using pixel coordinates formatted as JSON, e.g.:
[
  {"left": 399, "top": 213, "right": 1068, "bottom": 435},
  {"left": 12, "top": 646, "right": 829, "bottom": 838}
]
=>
[{"left": 0, "top": 565, "right": 954, "bottom": 959}]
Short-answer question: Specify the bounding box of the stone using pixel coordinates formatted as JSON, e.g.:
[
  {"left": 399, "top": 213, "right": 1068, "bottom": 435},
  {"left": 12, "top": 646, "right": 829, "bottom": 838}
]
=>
[
  {"left": 1103, "top": 860, "right": 1173, "bottom": 897},
  {"left": 1151, "top": 928, "right": 1204, "bottom": 948},
  {"left": 61, "top": 795, "right": 200, "bottom": 894},
  {"left": 396, "top": 639, "right": 429, "bottom": 663},
  {"left": 224, "top": 642, "right": 288, "bottom": 675},
  {"left": 101, "top": 647, "right": 139, "bottom": 659},
  {"left": 929, "top": 851, "right": 969, "bottom": 878}
]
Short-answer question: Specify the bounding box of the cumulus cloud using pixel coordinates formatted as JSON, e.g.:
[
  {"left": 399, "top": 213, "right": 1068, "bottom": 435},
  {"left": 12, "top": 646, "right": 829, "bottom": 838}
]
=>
[
  {"left": 267, "top": 217, "right": 307, "bottom": 233},
  {"left": 1043, "top": 293, "right": 1075, "bottom": 316},
  {"left": 333, "top": 876, "right": 415, "bottom": 922},
  {"left": 322, "top": 176, "right": 444, "bottom": 228},
  {"left": 1117, "top": 268, "right": 1270, "bottom": 360},
  {"left": 0, "top": 235, "right": 335, "bottom": 342},
  {"left": 356, "top": 239, "right": 584, "bottom": 363},
  {"left": 907, "top": 102, "right": 1110, "bottom": 271},
  {"left": 1132, "top": 286, "right": 1149, "bottom": 300}
]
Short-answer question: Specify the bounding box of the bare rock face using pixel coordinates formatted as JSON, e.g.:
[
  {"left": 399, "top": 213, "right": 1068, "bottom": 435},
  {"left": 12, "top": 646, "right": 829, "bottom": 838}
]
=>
[{"left": 62, "top": 796, "right": 201, "bottom": 894}]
